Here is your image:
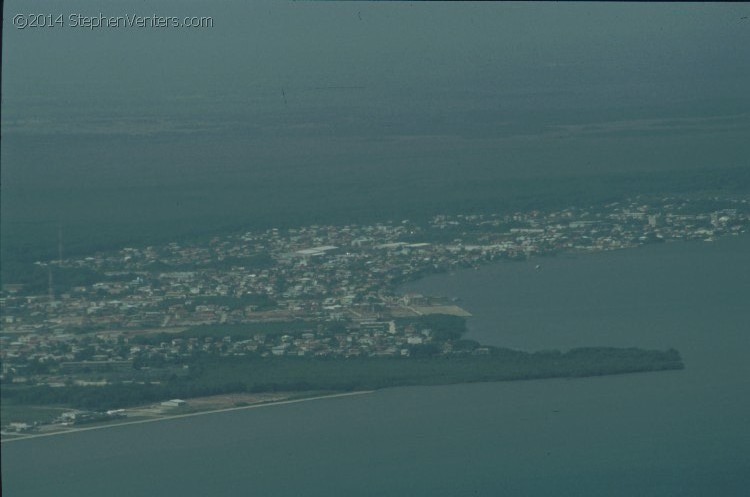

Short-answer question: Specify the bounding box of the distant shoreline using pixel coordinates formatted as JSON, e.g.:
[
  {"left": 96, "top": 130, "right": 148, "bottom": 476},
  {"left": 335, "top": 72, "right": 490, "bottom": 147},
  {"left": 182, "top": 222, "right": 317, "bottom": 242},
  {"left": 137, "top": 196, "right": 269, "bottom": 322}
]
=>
[{"left": 0, "top": 390, "right": 374, "bottom": 444}]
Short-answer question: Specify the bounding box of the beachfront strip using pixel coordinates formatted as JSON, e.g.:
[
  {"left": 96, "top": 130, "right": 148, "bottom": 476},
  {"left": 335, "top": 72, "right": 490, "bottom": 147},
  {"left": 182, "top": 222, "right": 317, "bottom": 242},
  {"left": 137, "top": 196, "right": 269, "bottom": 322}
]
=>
[{"left": 1, "top": 195, "right": 747, "bottom": 390}]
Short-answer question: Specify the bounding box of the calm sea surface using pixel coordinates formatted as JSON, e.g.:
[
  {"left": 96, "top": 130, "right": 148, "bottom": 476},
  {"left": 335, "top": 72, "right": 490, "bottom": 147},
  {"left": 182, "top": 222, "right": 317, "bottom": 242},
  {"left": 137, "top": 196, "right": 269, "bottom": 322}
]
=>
[{"left": 3, "top": 236, "right": 749, "bottom": 496}]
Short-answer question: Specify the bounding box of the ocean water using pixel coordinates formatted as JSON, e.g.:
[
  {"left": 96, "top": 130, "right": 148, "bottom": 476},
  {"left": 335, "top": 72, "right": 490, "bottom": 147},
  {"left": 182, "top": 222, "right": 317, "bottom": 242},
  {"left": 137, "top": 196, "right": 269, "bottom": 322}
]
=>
[{"left": 2, "top": 235, "right": 749, "bottom": 496}]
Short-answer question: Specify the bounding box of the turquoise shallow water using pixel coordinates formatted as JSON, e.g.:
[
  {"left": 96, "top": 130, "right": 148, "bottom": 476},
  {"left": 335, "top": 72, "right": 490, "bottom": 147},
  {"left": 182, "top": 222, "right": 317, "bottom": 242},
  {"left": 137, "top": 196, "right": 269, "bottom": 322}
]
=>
[{"left": 3, "top": 236, "right": 749, "bottom": 496}]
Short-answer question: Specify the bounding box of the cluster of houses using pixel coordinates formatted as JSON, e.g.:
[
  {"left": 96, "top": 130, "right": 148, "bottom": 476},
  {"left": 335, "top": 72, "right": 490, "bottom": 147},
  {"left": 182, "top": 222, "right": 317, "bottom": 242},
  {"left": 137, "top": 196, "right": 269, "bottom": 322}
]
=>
[
  {"left": 1, "top": 195, "right": 748, "bottom": 386},
  {"left": 0, "top": 311, "right": 461, "bottom": 388}
]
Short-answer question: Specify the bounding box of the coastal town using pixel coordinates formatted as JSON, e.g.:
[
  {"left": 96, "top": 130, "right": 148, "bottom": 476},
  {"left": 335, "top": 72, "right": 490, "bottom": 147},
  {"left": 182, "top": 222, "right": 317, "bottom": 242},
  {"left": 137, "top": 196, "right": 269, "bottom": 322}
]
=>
[
  {"left": 2, "top": 195, "right": 748, "bottom": 371},
  {"left": 1, "top": 195, "right": 748, "bottom": 433}
]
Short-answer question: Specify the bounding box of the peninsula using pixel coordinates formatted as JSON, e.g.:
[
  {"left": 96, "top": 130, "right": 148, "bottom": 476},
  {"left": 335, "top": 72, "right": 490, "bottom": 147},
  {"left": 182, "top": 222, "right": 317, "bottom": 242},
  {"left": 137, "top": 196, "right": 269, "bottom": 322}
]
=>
[{"left": 3, "top": 194, "right": 747, "bottom": 436}]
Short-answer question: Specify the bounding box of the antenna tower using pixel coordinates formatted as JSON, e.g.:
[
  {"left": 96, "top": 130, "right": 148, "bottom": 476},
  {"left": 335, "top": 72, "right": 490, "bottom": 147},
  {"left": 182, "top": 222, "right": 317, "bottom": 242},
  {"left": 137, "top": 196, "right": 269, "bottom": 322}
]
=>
[
  {"left": 48, "top": 266, "right": 55, "bottom": 304},
  {"left": 58, "top": 223, "right": 63, "bottom": 264}
]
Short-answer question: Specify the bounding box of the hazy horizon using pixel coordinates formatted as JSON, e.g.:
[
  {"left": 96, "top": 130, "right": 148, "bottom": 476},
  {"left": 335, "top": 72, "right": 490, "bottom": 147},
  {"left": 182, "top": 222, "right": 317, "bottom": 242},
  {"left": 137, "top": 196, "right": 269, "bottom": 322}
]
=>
[{"left": 3, "top": 1, "right": 750, "bottom": 259}]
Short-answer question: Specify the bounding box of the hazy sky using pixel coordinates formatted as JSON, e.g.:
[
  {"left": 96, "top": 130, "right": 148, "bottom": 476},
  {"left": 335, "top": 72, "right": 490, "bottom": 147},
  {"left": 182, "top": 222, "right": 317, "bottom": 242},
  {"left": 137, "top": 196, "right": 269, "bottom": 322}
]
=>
[
  {"left": 2, "top": 1, "right": 750, "bottom": 243},
  {"left": 4, "top": 1, "right": 749, "bottom": 118}
]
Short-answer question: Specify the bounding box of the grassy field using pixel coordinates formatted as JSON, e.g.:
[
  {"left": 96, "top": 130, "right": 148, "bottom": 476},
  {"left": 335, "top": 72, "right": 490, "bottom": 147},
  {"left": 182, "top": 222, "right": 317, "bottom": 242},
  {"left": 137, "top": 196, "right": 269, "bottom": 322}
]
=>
[{"left": 0, "top": 405, "right": 69, "bottom": 425}]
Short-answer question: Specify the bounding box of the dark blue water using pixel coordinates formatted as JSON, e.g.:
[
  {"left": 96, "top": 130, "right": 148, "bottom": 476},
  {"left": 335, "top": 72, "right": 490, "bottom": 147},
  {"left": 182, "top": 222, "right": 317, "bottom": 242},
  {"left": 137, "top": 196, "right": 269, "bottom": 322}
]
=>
[{"left": 3, "top": 236, "right": 749, "bottom": 496}]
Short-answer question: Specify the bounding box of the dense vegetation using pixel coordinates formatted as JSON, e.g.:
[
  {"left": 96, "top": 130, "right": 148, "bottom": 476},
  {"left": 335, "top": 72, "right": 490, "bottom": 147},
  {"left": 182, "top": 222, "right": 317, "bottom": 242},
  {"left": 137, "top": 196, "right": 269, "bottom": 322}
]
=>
[
  {"left": 4, "top": 164, "right": 749, "bottom": 289},
  {"left": 0, "top": 347, "right": 683, "bottom": 411}
]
